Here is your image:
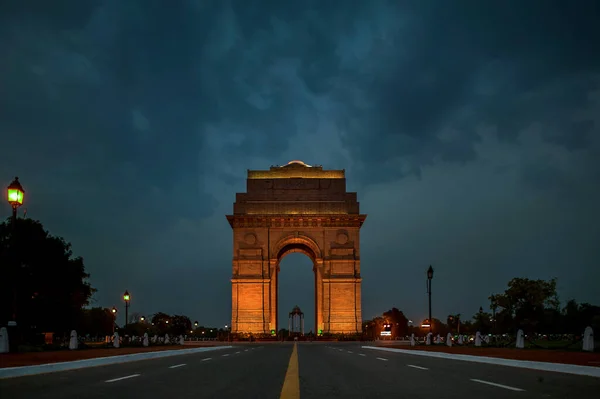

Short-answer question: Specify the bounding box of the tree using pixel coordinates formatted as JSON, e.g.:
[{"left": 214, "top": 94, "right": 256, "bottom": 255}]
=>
[
  {"left": 150, "top": 312, "right": 192, "bottom": 335},
  {"left": 382, "top": 308, "right": 409, "bottom": 337},
  {"left": 562, "top": 300, "right": 600, "bottom": 334},
  {"left": 151, "top": 312, "right": 171, "bottom": 334},
  {"left": 472, "top": 310, "right": 492, "bottom": 334},
  {"left": 447, "top": 314, "right": 461, "bottom": 333},
  {"left": 170, "top": 315, "right": 192, "bottom": 335},
  {"left": 0, "top": 218, "right": 95, "bottom": 336},
  {"left": 81, "top": 307, "right": 115, "bottom": 336},
  {"left": 491, "top": 277, "right": 559, "bottom": 332}
]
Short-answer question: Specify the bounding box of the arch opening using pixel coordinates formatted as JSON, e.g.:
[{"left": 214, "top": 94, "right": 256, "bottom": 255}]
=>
[{"left": 276, "top": 249, "right": 316, "bottom": 336}]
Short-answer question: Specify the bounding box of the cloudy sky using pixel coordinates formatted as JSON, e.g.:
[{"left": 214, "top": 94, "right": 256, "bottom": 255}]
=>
[{"left": 1, "top": 1, "right": 599, "bottom": 331}]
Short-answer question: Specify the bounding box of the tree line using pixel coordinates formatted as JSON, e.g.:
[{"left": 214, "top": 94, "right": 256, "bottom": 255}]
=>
[
  {"left": 0, "top": 218, "right": 217, "bottom": 342},
  {"left": 365, "top": 278, "right": 600, "bottom": 338}
]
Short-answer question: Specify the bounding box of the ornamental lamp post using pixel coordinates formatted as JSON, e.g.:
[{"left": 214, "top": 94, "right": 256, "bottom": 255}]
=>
[
  {"left": 6, "top": 177, "right": 25, "bottom": 352},
  {"left": 426, "top": 265, "right": 434, "bottom": 333},
  {"left": 7, "top": 177, "right": 25, "bottom": 226},
  {"left": 123, "top": 290, "right": 131, "bottom": 327}
]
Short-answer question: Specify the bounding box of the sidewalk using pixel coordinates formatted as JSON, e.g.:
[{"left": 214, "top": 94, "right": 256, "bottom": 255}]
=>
[
  {"left": 385, "top": 344, "right": 600, "bottom": 367},
  {"left": 0, "top": 345, "right": 212, "bottom": 368}
]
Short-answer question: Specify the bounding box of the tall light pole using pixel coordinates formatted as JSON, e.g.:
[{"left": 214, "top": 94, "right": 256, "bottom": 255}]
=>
[
  {"left": 7, "top": 177, "right": 25, "bottom": 353},
  {"left": 426, "top": 265, "right": 434, "bottom": 334},
  {"left": 123, "top": 290, "right": 130, "bottom": 327}
]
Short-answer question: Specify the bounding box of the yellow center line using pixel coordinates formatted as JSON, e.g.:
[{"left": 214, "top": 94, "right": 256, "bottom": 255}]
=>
[{"left": 280, "top": 342, "right": 300, "bottom": 399}]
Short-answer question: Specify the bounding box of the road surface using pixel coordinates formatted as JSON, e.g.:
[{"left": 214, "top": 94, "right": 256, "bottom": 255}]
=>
[{"left": 1, "top": 342, "right": 599, "bottom": 398}]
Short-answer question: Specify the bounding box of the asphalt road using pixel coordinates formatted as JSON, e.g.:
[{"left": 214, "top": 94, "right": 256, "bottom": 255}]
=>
[{"left": 1, "top": 343, "right": 599, "bottom": 399}]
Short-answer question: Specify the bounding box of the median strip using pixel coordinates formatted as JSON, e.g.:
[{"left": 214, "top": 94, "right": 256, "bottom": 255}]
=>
[{"left": 280, "top": 342, "right": 300, "bottom": 399}]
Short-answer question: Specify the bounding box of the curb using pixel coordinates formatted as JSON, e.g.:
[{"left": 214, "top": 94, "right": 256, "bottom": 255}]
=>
[
  {"left": 0, "top": 346, "right": 233, "bottom": 379},
  {"left": 361, "top": 346, "right": 600, "bottom": 378}
]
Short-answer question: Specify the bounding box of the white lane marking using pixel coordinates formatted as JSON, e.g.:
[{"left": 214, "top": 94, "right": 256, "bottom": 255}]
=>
[
  {"left": 347, "top": 351, "right": 353, "bottom": 353},
  {"left": 105, "top": 374, "right": 141, "bottom": 383},
  {"left": 376, "top": 357, "right": 388, "bottom": 361},
  {"left": 202, "top": 358, "right": 212, "bottom": 361},
  {"left": 338, "top": 349, "right": 344, "bottom": 352},
  {"left": 359, "top": 353, "right": 366, "bottom": 357},
  {"left": 244, "top": 349, "right": 249, "bottom": 352},
  {"left": 407, "top": 364, "right": 428, "bottom": 370},
  {"left": 235, "top": 351, "right": 240, "bottom": 354},
  {"left": 222, "top": 354, "right": 230, "bottom": 357},
  {"left": 169, "top": 364, "right": 186, "bottom": 369},
  {"left": 470, "top": 379, "right": 525, "bottom": 392}
]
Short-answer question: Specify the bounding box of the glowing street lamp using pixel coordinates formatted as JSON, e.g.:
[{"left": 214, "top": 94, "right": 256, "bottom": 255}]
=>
[
  {"left": 111, "top": 307, "right": 118, "bottom": 334},
  {"left": 123, "top": 290, "right": 131, "bottom": 327},
  {"left": 7, "top": 177, "right": 25, "bottom": 223},
  {"left": 140, "top": 316, "right": 145, "bottom": 322},
  {"left": 194, "top": 321, "right": 198, "bottom": 328}
]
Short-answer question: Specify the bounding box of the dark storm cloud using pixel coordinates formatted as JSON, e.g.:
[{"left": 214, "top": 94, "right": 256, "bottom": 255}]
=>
[{"left": 1, "top": 0, "right": 599, "bottom": 326}]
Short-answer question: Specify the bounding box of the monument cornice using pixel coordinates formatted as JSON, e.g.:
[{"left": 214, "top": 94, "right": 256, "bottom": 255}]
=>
[{"left": 226, "top": 214, "right": 367, "bottom": 228}]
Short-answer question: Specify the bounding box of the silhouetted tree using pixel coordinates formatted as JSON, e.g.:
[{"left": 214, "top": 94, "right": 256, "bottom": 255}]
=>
[
  {"left": 170, "top": 315, "right": 192, "bottom": 335},
  {"left": 491, "top": 277, "right": 559, "bottom": 332},
  {"left": 0, "top": 218, "right": 95, "bottom": 336},
  {"left": 80, "top": 307, "right": 114, "bottom": 336},
  {"left": 383, "top": 307, "right": 409, "bottom": 336},
  {"left": 151, "top": 312, "right": 171, "bottom": 334},
  {"left": 472, "top": 309, "right": 492, "bottom": 334},
  {"left": 562, "top": 300, "right": 600, "bottom": 334}
]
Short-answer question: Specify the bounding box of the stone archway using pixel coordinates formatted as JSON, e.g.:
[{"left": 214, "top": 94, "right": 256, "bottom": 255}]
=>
[
  {"left": 272, "top": 234, "right": 321, "bottom": 334},
  {"left": 227, "top": 161, "right": 367, "bottom": 335}
]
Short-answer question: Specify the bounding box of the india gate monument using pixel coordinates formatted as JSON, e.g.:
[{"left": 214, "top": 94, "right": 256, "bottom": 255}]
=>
[{"left": 227, "top": 160, "right": 367, "bottom": 335}]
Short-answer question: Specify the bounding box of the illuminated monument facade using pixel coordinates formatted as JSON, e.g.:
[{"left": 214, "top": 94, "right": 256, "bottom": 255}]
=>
[{"left": 227, "top": 161, "right": 367, "bottom": 334}]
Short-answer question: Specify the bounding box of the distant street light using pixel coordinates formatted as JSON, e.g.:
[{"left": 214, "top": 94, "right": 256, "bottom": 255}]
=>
[
  {"left": 426, "top": 265, "right": 434, "bottom": 333},
  {"left": 111, "top": 307, "right": 118, "bottom": 334},
  {"left": 123, "top": 290, "right": 131, "bottom": 327},
  {"left": 194, "top": 321, "right": 199, "bottom": 329},
  {"left": 140, "top": 316, "right": 145, "bottom": 323}
]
